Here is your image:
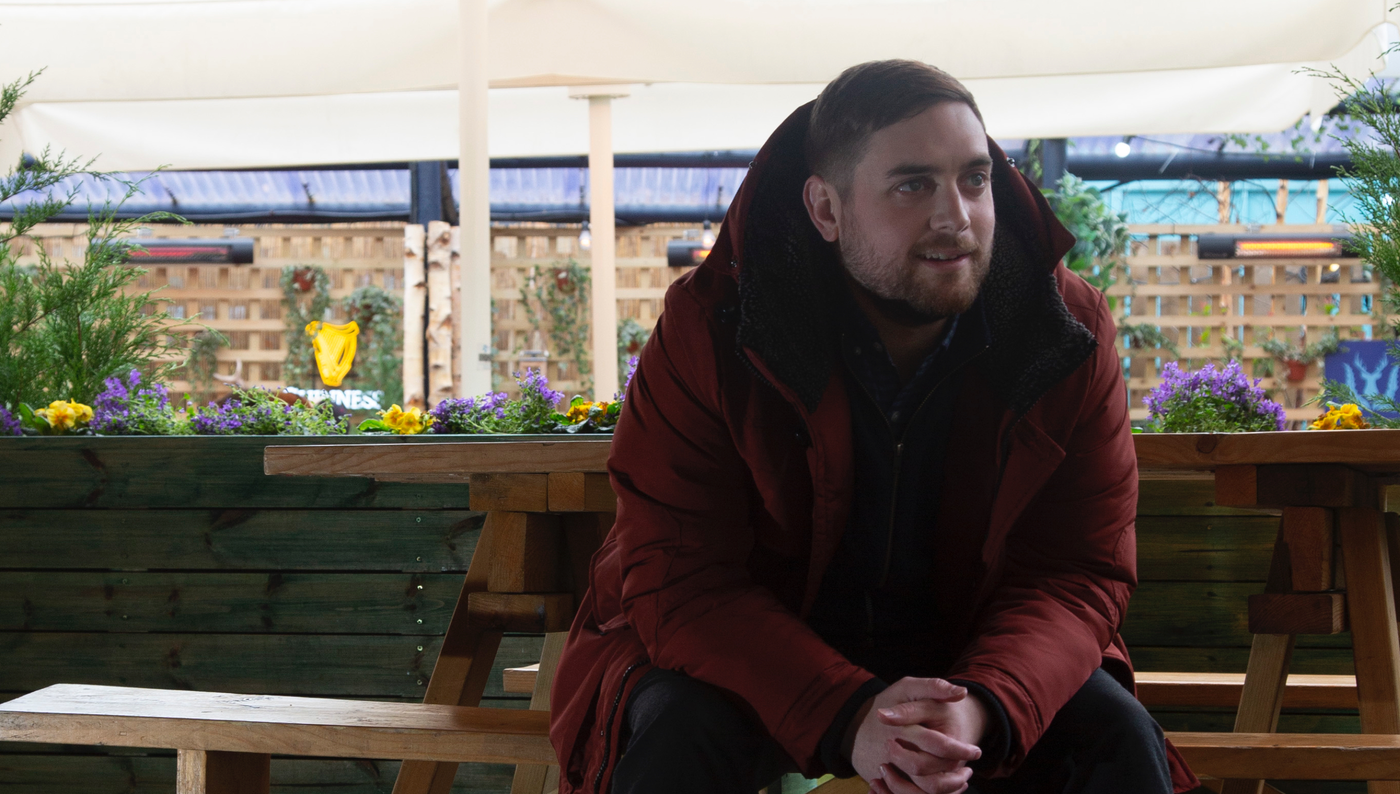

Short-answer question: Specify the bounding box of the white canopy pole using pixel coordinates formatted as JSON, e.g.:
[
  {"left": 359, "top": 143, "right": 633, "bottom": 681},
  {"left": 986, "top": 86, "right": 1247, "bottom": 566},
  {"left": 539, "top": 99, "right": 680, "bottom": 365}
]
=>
[
  {"left": 571, "top": 85, "right": 630, "bottom": 400},
  {"left": 458, "top": 0, "right": 494, "bottom": 397}
]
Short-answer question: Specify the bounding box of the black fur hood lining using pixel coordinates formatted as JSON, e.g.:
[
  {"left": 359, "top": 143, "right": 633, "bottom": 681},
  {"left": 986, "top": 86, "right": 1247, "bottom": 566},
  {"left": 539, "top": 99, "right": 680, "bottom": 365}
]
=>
[{"left": 730, "top": 102, "right": 1097, "bottom": 417}]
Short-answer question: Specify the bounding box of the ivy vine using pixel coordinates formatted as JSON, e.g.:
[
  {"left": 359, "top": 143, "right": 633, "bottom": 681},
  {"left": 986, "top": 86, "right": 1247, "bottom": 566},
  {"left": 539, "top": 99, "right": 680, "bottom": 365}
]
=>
[
  {"left": 617, "top": 317, "right": 650, "bottom": 391},
  {"left": 182, "top": 329, "right": 227, "bottom": 403},
  {"left": 280, "top": 265, "right": 331, "bottom": 388},
  {"left": 341, "top": 284, "right": 403, "bottom": 407},
  {"left": 520, "top": 258, "right": 591, "bottom": 394}
]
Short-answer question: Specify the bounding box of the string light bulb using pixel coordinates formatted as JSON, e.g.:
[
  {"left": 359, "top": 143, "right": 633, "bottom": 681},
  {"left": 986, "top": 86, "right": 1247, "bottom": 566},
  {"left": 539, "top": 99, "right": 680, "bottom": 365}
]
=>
[
  {"left": 701, "top": 220, "right": 716, "bottom": 248},
  {"left": 1114, "top": 139, "right": 1132, "bottom": 158},
  {"left": 578, "top": 221, "right": 592, "bottom": 252}
]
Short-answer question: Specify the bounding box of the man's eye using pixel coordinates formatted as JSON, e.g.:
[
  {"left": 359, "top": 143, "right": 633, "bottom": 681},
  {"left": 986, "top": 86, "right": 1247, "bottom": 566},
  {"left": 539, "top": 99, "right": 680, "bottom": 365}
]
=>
[
  {"left": 967, "top": 173, "right": 989, "bottom": 188},
  {"left": 897, "top": 179, "right": 926, "bottom": 193}
]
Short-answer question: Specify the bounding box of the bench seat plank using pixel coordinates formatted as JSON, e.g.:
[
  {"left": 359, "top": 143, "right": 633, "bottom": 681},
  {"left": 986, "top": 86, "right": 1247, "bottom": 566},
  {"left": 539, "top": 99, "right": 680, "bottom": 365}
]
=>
[
  {"left": 1135, "top": 672, "right": 1358, "bottom": 710},
  {"left": 1170, "top": 732, "right": 1400, "bottom": 780},
  {"left": 0, "top": 684, "right": 554, "bottom": 766}
]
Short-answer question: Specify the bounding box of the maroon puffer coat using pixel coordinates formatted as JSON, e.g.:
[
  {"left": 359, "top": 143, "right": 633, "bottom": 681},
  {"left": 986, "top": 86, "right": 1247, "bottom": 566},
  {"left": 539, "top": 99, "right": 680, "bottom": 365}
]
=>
[{"left": 549, "top": 102, "right": 1198, "bottom": 794}]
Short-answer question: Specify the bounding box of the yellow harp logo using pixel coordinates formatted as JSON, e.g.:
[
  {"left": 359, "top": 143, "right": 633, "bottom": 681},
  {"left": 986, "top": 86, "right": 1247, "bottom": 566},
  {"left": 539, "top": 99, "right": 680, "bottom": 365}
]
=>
[{"left": 305, "top": 321, "right": 359, "bottom": 387}]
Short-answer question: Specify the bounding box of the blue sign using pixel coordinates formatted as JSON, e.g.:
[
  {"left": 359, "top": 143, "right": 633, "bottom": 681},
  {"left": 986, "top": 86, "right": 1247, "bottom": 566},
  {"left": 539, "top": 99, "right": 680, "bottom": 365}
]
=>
[{"left": 1323, "top": 340, "right": 1400, "bottom": 416}]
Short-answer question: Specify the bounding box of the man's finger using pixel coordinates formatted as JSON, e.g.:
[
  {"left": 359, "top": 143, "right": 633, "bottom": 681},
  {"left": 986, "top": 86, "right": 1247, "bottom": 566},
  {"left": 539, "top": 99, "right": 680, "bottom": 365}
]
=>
[
  {"left": 877, "top": 700, "right": 954, "bottom": 726},
  {"left": 889, "top": 677, "right": 967, "bottom": 704},
  {"left": 880, "top": 763, "right": 972, "bottom": 794},
  {"left": 868, "top": 777, "right": 893, "bottom": 794},
  {"left": 888, "top": 725, "right": 981, "bottom": 762},
  {"left": 885, "top": 737, "right": 964, "bottom": 776},
  {"left": 913, "top": 764, "right": 974, "bottom": 794},
  {"left": 878, "top": 764, "right": 926, "bottom": 794}
]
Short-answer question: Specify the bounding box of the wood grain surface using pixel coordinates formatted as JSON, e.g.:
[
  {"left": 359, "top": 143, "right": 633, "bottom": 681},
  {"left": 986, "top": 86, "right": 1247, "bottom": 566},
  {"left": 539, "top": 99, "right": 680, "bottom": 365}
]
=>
[
  {"left": 0, "top": 685, "right": 555, "bottom": 766},
  {"left": 265, "top": 440, "right": 612, "bottom": 480},
  {"left": 1135, "top": 429, "right": 1400, "bottom": 474}
]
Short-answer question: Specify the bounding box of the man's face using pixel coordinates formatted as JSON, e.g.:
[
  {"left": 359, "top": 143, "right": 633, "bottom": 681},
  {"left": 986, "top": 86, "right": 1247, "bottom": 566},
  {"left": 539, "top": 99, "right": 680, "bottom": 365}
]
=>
[{"left": 810, "top": 102, "right": 995, "bottom": 321}]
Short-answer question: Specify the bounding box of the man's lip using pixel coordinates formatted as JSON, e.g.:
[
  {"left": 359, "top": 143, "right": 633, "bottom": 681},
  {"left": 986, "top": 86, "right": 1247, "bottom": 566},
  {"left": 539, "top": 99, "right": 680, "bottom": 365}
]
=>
[{"left": 917, "top": 252, "right": 972, "bottom": 269}]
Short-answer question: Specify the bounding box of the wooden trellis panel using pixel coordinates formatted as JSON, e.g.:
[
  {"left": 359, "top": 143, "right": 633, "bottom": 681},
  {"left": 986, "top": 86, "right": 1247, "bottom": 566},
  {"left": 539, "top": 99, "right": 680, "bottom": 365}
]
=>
[
  {"left": 23, "top": 218, "right": 1371, "bottom": 419},
  {"left": 16, "top": 222, "right": 700, "bottom": 403},
  {"left": 1110, "top": 223, "right": 1384, "bottom": 425}
]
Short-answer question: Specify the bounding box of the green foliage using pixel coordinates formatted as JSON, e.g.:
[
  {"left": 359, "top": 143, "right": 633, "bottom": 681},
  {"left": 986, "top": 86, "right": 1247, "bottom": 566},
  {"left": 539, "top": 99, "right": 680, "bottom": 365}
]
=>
[
  {"left": 520, "top": 259, "right": 591, "bottom": 393},
  {"left": 181, "top": 330, "right": 227, "bottom": 404},
  {"left": 0, "top": 73, "right": 186, "bottom": 408},
  {"left": 418, "top": 369, "right": 563, "bottom": 434},
  {"left": 1119, "top": 322, "right": 1179, "bottom": 356},
  {"left": 341, "top": 284, "right": 403, "bottom": 407},
  {"left": 280, "top": 266, "right": 332, "bottom": 387},
  {"left": 1044, "top": 174, "right": 1131, "bottom": 296},
  {"left": 1304, "top": 63, "right": 1400, "bottom": 339},
  {"left": 617, "top": 317, "right": 650, "bottom": 392},
  {"left": 1260, "top": 328, "right": 1341, "bottom": 364},
  {"left": 1310, "top": 379, "right": 1400, "bottom": 429},
  {"left": 188, "top": 386, "right": 345, "bottom": 435}
]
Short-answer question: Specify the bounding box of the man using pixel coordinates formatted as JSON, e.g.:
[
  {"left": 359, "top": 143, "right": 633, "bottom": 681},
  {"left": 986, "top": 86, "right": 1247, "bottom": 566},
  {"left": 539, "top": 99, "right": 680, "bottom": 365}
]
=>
[{"left": 550, "top": 60, "right": 1199, "bottom": 794}]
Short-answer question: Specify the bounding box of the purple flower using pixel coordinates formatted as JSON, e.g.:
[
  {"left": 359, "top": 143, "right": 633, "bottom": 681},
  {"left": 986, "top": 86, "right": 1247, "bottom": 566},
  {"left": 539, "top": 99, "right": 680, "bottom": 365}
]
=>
[
  {"left": 92, "top": 369, "right": 179, "bottom": 435},
  {"left": 1145, "top": 361, "right": 1286, "bottom": 433},
  {"left": 0, "top": 406, "right": 20, "bottom": 437}
]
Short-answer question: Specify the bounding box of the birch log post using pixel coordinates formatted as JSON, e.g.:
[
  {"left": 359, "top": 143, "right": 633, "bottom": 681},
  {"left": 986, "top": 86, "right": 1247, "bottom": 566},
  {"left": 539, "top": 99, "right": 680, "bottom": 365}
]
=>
[
  {"left": 450, "top": 226, "right": 463, "bottom": 399},
  {"left": 426, "top": 220, "right": 455, "bottom": 407},
  {"left": 402, "top": 225, "right": 427, "bottom": 410}
]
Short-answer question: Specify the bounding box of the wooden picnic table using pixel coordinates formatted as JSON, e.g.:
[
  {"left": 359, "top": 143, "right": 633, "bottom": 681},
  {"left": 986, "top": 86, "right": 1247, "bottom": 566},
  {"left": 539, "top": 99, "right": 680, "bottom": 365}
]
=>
[
  {"left": 268, "top": 429, "right": 1400, "bottom": 794},
  {"left": 1137, "top": 428, "right": 1400, "bottom": 794},
  {"left": 267, "top": 437, "right": 613, "bottom": 794}
]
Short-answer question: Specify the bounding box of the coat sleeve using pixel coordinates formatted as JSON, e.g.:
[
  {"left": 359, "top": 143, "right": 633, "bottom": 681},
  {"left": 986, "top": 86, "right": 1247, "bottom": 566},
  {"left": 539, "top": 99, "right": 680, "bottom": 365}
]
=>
[
  {"left": 606, "top": 281, "right": 876, "bottom": 776},
  {"left": 946, "top": 287, "right": 1139, "bottom": 773}
]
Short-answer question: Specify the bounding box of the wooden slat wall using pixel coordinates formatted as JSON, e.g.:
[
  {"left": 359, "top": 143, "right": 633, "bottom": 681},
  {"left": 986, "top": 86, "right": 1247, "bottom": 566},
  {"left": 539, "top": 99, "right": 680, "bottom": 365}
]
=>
[
  {"left": 1111, "top": 224, "right": 1378, "bottom": 425},
  {"left": 15, "top": 222, "right": 699, "bottom": 401},
  {"left": 21, "top": 219, "right": 1376, "bottom": 411},
  {"left": 0, "top": 436, "right": 529, "bottom": 794}
]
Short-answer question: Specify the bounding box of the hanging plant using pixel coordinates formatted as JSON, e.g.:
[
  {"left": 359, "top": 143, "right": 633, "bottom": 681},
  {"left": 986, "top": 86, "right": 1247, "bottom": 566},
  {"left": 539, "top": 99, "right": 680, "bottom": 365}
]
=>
[
  {"left": 520, "top": 258, "right": 591, "bottom": 394},
  {"left": 341, "top": 284, "right": 403, "bottom": 407},
  {"left": 182, "top": 329, "right": 228, "bottom": 404},
  {"left": 280, "top": 265, "right": 331, "bottom": 388}
]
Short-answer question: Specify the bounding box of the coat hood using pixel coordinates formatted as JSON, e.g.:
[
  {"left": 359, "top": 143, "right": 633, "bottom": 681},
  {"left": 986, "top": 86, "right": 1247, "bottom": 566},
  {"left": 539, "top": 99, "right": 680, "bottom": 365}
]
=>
[{"left": 702, "top": 100, "right": 1094, "bottom": 416}]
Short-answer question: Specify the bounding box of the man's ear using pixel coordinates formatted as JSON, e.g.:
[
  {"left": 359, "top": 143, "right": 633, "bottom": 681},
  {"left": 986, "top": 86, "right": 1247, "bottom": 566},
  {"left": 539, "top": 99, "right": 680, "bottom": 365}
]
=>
[{"left": 803, "top": 174, "right": 841, "bottom": 243}]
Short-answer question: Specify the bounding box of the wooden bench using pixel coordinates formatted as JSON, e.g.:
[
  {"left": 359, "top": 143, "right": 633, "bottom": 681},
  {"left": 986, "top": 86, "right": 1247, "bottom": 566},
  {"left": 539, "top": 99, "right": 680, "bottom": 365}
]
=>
[
  {"left": 507, "top": 666, "right": 1362, "bottom": 710},
  {"left": 0, "top": 684, "right": 554, "bottom": 794}
]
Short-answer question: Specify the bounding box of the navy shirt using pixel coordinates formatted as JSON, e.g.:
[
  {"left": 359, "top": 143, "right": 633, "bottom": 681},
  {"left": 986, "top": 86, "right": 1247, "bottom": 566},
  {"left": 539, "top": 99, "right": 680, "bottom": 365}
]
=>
[{"left": 809, "top": 290, "right": 1010, "bottom": 777}]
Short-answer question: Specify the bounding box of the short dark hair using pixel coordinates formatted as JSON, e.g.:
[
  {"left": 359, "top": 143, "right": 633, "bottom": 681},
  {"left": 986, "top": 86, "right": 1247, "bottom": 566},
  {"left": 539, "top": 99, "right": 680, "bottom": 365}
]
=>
[{"left": 805, "top": 60, "right": 983, "bottom": 193}]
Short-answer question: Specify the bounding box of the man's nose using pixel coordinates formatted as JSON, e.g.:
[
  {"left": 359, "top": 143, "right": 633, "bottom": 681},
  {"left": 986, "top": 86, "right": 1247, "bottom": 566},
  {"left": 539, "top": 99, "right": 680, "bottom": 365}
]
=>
[{"left": 928, "top": 181, "right": 970, "bottom": 234}]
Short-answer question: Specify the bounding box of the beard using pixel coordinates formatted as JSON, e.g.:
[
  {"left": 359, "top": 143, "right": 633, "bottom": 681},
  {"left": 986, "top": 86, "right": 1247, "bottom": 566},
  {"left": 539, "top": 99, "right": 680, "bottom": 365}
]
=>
[{"left": 838, "top": 216, "right": 992, "bottom": 326}]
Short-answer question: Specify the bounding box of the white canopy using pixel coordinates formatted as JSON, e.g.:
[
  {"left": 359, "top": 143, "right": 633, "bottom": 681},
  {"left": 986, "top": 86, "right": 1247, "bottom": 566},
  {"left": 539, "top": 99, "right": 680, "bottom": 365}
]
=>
[{"left": 0, "top": 0, "right": 1396, "bottom": 169}]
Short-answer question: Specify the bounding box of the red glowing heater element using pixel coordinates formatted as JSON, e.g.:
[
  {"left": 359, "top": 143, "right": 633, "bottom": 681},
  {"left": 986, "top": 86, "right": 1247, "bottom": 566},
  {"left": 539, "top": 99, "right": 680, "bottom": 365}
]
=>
[
  {"left": 692, "top": 248, "right": 712, "bottom": 265},
  {"left": 1197, "top": 233, "right": 1356, "bottom": 260},
  {"left": 115, "top": 237, "right": 256, "bottom": 264}
]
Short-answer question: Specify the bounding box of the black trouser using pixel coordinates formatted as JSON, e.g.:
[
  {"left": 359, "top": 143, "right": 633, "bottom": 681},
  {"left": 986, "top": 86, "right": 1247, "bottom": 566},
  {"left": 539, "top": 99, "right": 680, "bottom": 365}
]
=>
[{"left": 610, "top": 667, "right": 1174, "bottom": 794}]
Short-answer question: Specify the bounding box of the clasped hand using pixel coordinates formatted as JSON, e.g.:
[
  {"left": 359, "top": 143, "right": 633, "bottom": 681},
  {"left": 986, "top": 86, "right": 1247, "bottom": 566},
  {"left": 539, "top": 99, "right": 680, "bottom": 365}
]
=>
[{"left": 845, "top": 677, "right": 988, "bottom": 794}]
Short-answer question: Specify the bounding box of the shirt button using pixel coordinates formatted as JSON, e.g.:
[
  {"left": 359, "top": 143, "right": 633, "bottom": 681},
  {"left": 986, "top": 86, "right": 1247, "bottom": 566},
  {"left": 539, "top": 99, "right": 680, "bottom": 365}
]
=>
[{"left": 890, "top": 411, "right": 901, "bottom": 421}]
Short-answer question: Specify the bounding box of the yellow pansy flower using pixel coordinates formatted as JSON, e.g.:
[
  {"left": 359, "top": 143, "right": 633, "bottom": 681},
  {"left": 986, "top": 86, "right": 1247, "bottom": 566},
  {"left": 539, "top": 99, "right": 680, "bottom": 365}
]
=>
[
  {"left": 566, "top": 400, "right": 610, "bottom": 424},
  {"left": 36, "top": 400, "right": 93, "bottom": 432},
  {"left": 1310, "top": 403, "right": 1370, "bottom": 431},
  {"left": 378, "top": 404, "right": 433, "bottom": 435}
]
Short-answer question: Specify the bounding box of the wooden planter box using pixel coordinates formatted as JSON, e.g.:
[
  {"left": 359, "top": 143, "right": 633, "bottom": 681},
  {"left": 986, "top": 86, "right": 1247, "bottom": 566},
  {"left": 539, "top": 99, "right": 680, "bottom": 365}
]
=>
[{"left": 0, "top": 435, "right": 536, "bottom": 794}]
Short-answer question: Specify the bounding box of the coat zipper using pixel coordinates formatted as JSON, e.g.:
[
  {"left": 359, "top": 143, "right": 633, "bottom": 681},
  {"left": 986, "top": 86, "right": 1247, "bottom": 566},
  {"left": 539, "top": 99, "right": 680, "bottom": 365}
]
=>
[{"left": 593, "top": 660, "right": 646, "bottom": 794}]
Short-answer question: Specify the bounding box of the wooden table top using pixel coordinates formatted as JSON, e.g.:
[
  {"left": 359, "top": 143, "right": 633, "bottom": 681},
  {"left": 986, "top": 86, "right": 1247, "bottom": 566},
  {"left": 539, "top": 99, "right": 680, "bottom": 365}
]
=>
[
  {"left": 264, "top": 438, "right": 613, "bottom": 481},
  {"left": 1135, "top": 429, "right": 1400, "bottom": 475},
  {"left": 265, "top": 430, "right": 1400, "bottom": 483}
]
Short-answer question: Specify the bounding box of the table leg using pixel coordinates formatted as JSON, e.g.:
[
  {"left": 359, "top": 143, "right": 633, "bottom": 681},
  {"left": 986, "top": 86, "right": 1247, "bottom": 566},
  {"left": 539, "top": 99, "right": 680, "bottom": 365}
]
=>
[
  {"left": 1221, "top": 522, "right": 1297, "bottom": 794},
  {"left": 510, "top": 631, "right": 569, "bottom": 794},
  {"left": 1340, "top": 506, "right": 1400, "bottom": 794},
  {"left": 393, "top": 514, "right": 507, "bottom": 794},
  {"left": 177, "top": 750, "right": 271, "bottom": 794}
]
